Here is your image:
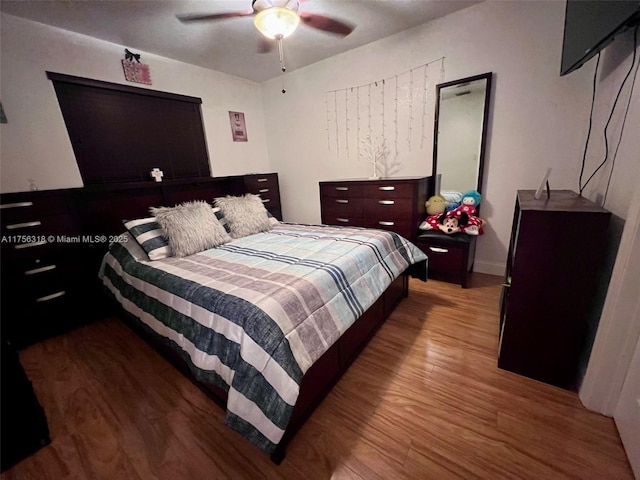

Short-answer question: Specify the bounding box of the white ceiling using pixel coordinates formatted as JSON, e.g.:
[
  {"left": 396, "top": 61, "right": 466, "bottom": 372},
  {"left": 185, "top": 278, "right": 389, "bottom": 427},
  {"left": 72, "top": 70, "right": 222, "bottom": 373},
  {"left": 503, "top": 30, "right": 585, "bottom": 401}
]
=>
[{"left": 1, "top": 0, "right": 481, "bottom": 83}]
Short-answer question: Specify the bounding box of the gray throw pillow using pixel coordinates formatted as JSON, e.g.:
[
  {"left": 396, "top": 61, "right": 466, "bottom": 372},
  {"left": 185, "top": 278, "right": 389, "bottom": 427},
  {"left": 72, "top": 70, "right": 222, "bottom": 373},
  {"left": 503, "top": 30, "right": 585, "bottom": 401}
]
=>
[
  {"left": 150, "top": 201, "right": 231, "bottom": 257},
  {"left": 214, "top": 194, "right": 272, "bottom": 239}
]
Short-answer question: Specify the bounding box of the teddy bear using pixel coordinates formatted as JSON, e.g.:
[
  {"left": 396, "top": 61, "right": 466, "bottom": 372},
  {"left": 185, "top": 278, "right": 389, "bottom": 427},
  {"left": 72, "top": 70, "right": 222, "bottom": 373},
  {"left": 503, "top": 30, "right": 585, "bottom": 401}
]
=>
[{"left": 425, "top": 195, "right": 448, "bottom": 216}]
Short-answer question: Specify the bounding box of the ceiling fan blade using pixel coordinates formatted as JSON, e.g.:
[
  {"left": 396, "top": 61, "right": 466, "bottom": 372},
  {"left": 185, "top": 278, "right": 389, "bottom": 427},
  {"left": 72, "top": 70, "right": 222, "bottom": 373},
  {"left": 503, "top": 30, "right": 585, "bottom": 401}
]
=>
[
  {"left": 257, "top": 37, "right": 274, "bottom": 54},
  {"left": 299, "top": 12, "right": 354, "bottom": 36},
  {"left": 176, "top": 11, "right": 254, "bottom": 23}
]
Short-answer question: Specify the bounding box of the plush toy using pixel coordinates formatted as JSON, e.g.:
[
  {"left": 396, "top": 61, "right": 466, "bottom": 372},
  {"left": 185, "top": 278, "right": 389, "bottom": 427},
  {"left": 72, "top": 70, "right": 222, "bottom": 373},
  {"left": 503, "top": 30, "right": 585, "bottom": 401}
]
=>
[
  {"left": 425, "top": 195, "right": 447, "bottom": 216},
  {"left": 438, "top": 211, "right": 468, "bottom": 234},
  {"left": 419, "top": 191, "right": 486, "bottom": 235},
  {"left": 451, "top": 190, "right": 482, "bottom": 217}
]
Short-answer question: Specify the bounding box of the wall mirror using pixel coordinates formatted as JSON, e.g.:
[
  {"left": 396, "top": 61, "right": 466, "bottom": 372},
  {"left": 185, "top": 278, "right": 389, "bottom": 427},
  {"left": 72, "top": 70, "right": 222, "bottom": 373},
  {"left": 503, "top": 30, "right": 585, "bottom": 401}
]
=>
[{"left": 432, "top": 72, "right": 493, "bottom": 202}]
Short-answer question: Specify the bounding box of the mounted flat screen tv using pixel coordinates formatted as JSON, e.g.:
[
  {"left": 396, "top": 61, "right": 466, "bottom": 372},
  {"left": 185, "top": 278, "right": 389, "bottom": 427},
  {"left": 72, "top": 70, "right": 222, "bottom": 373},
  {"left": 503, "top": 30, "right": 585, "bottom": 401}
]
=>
[{"left": 560, "top": 0, "right": 640, "bottom": 76}]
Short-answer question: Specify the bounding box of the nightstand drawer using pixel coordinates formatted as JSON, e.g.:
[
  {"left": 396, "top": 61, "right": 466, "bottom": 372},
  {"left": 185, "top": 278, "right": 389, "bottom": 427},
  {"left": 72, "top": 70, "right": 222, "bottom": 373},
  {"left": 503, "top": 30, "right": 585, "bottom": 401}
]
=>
[
  {"left": 0, "top": 194, "right": 71, "bottom": 224},
  {"left": 1, "top": 214, "right": 80, "bottom": 260},
  {"left": 423, "top": 242, "right": 465, "bottom": 274},
  {"left": 243, "top": 174, "right": 278, "bottom": 192},
  {"left": 254, "top": 191, "right": 280, "bottom": 208}
]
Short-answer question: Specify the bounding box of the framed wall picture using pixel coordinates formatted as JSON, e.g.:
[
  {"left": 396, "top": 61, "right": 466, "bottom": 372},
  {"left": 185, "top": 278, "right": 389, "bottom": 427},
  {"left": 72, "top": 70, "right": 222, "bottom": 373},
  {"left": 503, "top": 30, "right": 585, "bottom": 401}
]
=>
[{"left": 229, "top": 111, "right": 248, "bottom": 142}]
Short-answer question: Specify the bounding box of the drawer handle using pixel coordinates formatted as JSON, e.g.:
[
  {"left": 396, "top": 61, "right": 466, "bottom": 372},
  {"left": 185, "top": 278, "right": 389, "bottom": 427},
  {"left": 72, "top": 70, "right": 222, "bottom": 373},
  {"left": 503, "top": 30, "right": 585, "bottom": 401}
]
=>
[
  {"left": 261, "top": 198, "right": 270, "bottom": 203},
  {"left": 429, "top": 247, "right": 449, "bottom": 253},
  {"left": 15, "top": 240, "right": 47, "bottom": 249},
  {"left": 259, "top": 188, "right": 269, "bottom": 193},
  {"left": 379, "top": 221, "right": 395, "bottom": 226},
  {"left": 6, "top": 220, "right": 42, "bottom": 230},
  {"left": 335, "top": 187, "right": 349, "bottom": 191},
  {"left": 25, "top": 264, "right": 56, "bottom": 275},
  {"left": 378, "top": 186, "right": 395, "bottom": 191},
  {"left": 0, "top": 201, "right": 34, "bottom": 209},
  {"left": 36, "top": 291, "right": 66, "bottom": 303},
  {"left": 336, "top": 218, "right": 350, "bottom": 223},
  {"left": 378, "top": 200, "right": 395, "bottom": 205},
  {"left": 336, "top": 199, "right": 349, "bottom": 204},
  {"left": 257, "top": 178, "right": 268, "bottom": 182}
]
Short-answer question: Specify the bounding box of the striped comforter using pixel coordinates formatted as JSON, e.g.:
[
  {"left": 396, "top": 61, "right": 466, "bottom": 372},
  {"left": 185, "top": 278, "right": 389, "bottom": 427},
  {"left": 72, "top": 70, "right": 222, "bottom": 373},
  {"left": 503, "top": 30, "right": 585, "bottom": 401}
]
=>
[{"left": 99, "top": 223, "right": 427, "bottom": 454}]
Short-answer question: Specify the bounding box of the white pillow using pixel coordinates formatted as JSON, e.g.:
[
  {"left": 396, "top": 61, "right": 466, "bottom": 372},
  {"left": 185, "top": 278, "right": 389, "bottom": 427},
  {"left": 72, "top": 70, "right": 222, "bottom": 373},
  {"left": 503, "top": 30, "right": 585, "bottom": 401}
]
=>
[
  {"left": 214, "top": 194, "right": 272, "bottom": 239},
  {"left": 150, "top": 201, "right": 231, "bottom": 257}
]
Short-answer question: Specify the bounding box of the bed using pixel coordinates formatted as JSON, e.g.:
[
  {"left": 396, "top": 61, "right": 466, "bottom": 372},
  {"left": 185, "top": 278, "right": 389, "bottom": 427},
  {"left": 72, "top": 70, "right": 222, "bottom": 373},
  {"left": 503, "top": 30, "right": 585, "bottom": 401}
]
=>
[{"left": 99, "top": 214, "right": 427, "bottom": 462}]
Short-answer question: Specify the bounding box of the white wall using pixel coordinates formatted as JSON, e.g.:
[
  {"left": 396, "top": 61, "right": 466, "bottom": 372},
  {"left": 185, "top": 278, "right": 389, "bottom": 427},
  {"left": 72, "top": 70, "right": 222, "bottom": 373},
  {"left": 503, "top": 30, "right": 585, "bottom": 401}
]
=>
[
  {"left": 0, "top": 13, "right": 270, "bottom": 193},
  {"left": 261, "top": 0, "right": 640, "bottom": 276}
]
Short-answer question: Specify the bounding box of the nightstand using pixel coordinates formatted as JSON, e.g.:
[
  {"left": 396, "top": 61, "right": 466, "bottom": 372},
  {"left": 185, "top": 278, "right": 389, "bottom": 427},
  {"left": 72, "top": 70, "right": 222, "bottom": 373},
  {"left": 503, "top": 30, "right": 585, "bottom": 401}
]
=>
[{"left": 415, "top": 231, "right": 476, "bottom": 288}]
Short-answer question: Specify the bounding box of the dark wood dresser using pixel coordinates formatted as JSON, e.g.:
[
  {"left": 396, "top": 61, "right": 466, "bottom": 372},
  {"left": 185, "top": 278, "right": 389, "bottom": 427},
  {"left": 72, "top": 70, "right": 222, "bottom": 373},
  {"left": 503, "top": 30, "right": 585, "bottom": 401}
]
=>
[
  {"left": 319, "top": 177, "right": 429, "bottom": 242},
  {"left": 0, "top": 190, "right": 105, "bottom": 348},
  {"left": 498, "top": 190, "right": 611, "bottom": 389}
]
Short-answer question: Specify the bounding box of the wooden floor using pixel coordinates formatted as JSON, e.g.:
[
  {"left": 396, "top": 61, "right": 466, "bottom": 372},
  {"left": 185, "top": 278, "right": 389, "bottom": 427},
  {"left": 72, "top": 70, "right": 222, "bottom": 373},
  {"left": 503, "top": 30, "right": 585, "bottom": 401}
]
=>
[{"left": 2, "top": 274, "right": 633, "bottom": 479}]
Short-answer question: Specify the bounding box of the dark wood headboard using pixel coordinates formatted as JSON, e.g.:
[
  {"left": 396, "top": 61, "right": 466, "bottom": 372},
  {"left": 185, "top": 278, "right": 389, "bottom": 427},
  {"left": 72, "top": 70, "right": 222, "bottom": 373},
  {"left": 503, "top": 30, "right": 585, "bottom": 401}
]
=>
[
  {"left": 0, "top": 173, "right": 280, "bottom": 267},
  {"left": 72, "top": 175, "right": 247, "bottom": 237}
]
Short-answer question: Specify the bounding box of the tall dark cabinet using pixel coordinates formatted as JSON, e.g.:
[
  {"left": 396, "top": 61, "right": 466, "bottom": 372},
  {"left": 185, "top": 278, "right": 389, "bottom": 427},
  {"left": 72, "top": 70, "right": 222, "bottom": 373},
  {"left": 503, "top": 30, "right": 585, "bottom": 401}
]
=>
[{"left": 498, "top": 190, "right": 611, "bottom": 389}]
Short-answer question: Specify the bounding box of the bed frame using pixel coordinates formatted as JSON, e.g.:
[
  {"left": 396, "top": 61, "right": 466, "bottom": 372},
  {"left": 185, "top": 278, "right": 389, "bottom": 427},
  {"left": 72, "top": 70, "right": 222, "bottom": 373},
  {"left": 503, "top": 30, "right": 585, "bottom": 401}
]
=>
[{"left": 74, "top": 175, "right": 414, "bottom": 464}]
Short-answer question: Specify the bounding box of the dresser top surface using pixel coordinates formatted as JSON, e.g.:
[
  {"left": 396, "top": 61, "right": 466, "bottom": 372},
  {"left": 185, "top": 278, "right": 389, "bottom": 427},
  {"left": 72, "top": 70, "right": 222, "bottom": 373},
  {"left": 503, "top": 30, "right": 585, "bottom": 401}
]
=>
[
  {"left": 517, "top": 190, "right": 609, "bottom": 213},
  {"left": 320, "top": 176, "right": 428, "bottom": 184}
]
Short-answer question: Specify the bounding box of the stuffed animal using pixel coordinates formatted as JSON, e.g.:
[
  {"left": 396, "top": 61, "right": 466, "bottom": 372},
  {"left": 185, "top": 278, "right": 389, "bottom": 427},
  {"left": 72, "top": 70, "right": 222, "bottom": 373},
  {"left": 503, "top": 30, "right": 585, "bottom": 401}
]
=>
[
  {"left": 419, "top": 199, "right": 486, "bottom": 235},
  {"left": 451, "top": 190, "right": 482, "bottom": 217},
  {"left": 425, "top": 195, "right": 448, "bottom": 216},
  {"left": 438, "top": 211, "right": 468, "bottom": 234}
]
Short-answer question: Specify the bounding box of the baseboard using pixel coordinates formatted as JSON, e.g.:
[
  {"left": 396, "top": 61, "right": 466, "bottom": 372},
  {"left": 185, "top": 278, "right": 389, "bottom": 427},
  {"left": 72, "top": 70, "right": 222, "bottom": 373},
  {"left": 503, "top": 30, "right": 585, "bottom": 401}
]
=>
[{"left": 473, "top": 260, "right": 504, "bottom": 277}]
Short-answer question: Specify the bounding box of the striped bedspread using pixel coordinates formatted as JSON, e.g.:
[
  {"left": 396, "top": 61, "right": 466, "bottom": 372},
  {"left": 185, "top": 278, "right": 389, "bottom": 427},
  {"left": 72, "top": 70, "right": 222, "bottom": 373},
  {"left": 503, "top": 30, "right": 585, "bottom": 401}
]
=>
[{"left": 99, "top": 223, "right": 427, "bottom": 454}]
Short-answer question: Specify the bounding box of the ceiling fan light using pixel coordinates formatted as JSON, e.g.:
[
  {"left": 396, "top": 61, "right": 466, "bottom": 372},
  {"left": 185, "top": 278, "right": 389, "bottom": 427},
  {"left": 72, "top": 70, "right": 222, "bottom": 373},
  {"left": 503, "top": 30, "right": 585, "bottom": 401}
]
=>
[{"left": 254, "top": 7, "right": 300, "bottom": 39}]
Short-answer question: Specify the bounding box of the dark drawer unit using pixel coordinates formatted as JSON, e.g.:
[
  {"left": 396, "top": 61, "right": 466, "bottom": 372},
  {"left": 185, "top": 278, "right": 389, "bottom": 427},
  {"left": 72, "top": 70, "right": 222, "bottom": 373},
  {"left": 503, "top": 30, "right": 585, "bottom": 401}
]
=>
[
  {"left": 243, "top": 173, "right": 282, "bottom": 220},
  {"left": 498, "top": 190, "right": 611, "bottom": 389},
  {"left": 319, "top": 177, "right": 429, "bottom": 242},
  {"left": 0, "top": 190, "right": 105, "bottom": 348},
  {"left": 415, "top": 233, "right": 476, "bottom": 288}
]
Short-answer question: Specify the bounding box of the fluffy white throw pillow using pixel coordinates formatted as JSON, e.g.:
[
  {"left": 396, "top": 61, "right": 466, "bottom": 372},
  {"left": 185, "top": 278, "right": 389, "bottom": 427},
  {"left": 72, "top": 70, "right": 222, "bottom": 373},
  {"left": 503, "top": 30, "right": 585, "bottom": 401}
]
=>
[
  {"left": 150, "top": 201, "right": 231, "bottom": 257},
  {"left": 214, "top": 194, "right": 272, "bottom": 239}
]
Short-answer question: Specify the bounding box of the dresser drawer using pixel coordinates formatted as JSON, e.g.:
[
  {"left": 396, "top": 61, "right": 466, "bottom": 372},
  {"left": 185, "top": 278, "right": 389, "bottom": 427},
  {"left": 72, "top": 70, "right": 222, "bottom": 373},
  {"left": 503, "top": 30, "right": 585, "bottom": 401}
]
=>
[
  {"left": 363, "top": 219, "right": 413, "bottom": 239},
  {"left": 0, "top": 194, "right": 72, "bottom": 224},
  {"left": 320, "top": 183, "right": 364, "bottom": 198},
  {"left": 320, "top": 197, "right": 364, "bottom": 217},
  {"left": 1, "top": 213, "right": 80, "bottom": 260},
  {"left": 364, "top": 198, "right": 414, "bottom": 219},
  {"left": 7, "top": 259, "right": 81, "bottom": 302},
  {"left": 322, "top": 215, "right": 365, "bottom": 227},
  {"left": 363, "top": 183, "right": 414, "bottom": 199},
  {"left": 4, "top": 288, "right": 79, "bottom": 348},
  {"left": 243, "top": 174, "right": 278, "bottom": 192},
  {"left": 254, "top": 191, "right": 280, "bottom": 209},
  {"left": 1, "top": 212, "right": 78, "bottom": 236}
]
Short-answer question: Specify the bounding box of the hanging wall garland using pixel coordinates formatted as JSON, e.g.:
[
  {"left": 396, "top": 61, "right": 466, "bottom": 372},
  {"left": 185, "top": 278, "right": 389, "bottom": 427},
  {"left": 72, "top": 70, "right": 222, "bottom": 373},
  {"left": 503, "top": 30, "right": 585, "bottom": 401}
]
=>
[{"left": 325, "top": 57, "right": 445, "bottom": 173}]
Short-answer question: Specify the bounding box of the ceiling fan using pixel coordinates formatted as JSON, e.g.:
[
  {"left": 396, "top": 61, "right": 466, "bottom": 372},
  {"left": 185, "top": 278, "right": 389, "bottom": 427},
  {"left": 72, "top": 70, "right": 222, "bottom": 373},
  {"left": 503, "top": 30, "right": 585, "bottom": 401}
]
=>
[{"left": 177, "top": 0, "right": 355, "bottom": 54}]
